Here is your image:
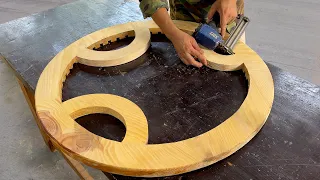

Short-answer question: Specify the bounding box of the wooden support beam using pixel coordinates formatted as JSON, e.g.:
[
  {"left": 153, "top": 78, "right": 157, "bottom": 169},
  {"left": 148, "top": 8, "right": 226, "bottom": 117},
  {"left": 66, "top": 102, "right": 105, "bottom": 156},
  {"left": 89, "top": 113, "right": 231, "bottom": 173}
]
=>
[
  {"left": 17, "top": 78, "right": 55, "bottom": 152},
  {"left": 60, "top": 151, "right": 94, "bottom": 180}
]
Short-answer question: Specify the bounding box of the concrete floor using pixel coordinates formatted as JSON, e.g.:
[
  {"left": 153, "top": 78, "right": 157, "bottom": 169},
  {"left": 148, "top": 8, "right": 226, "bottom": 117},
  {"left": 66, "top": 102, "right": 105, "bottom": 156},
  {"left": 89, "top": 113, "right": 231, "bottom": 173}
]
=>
[
  {"left": 0, "top": 0, "right": 319, "bottom": 179},
  {"left": 0, "top": 1, "right": 106, "bottom": 180}
]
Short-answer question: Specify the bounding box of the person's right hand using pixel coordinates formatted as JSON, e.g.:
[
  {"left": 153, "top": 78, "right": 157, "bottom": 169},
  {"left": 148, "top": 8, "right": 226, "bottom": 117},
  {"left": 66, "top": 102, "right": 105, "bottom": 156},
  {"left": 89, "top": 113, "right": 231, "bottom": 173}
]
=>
[
  {"left": 207, "top": 0, "right": 238, "bottom": 38},
  {"left": 169, "top": 29, "right": 207, "bottom": 68}
]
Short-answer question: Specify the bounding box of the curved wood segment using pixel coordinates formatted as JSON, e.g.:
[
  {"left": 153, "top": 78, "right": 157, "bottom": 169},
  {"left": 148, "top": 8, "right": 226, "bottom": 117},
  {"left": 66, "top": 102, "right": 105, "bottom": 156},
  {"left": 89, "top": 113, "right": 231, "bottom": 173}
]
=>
[
  {"left": 77, "top": 22, "right": 151, "bottom": 67},
  {"left": 62, "top": 94, "right": 148, "bottom": 144},
  {"left": 35, "top": 20, "right": 274, "bottom": 177}
]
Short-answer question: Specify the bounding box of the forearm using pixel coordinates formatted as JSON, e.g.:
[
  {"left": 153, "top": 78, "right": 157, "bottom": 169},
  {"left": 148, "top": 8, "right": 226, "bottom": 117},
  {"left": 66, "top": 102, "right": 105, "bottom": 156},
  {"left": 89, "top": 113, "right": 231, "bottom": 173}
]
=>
[
  {"left": 139, "top": 0, "right": 206, "bottom": 67},
  {"left": 151, "top": 8, "right": 180, "bottom": 41}
]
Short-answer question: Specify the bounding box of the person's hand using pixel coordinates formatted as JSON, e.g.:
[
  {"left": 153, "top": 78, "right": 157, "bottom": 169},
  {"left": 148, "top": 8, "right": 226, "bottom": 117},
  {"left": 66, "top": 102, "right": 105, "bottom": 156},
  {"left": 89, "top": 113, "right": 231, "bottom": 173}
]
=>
[
  {"left": 169, "top": 29, "right": 207, "bottom": 68},
  {"left": 207, "top": 0, "right": 238, "bottom": 38}
]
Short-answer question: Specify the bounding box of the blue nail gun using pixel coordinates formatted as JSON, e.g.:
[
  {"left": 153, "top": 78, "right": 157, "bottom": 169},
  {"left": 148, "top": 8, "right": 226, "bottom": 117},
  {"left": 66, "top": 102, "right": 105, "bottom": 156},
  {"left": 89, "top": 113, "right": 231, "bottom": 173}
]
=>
[{"left": 193, "top": 15, "right": 250, "bottom": 55}]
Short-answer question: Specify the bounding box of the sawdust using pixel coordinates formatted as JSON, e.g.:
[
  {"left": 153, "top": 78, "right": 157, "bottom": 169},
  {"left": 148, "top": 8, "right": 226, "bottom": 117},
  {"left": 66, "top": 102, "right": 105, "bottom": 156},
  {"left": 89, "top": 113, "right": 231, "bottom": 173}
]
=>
[{"left": 227, "top": 161, "right": 233, "bottom": 166}]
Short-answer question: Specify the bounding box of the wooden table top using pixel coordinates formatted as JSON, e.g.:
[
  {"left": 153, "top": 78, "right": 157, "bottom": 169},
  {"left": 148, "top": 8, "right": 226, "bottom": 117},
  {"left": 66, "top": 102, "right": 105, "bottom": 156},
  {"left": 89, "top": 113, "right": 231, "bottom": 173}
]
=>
[{"left": 0, "top": 0, "right": 319, "bottom": 179}]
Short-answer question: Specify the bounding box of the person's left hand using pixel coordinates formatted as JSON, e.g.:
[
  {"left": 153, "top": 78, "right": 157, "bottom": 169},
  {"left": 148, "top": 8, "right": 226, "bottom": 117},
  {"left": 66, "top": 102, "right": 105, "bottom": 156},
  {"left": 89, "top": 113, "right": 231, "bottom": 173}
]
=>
[{"left": 207, "top": 0, "right": 238, "bottom": 38}]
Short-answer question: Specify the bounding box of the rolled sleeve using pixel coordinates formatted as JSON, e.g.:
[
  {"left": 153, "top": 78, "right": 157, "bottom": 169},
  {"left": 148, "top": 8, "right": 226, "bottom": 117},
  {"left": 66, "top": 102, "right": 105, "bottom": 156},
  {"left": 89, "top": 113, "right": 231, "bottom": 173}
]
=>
[{"left": 139, "top": 0, "right": 169, "bottom": 18}]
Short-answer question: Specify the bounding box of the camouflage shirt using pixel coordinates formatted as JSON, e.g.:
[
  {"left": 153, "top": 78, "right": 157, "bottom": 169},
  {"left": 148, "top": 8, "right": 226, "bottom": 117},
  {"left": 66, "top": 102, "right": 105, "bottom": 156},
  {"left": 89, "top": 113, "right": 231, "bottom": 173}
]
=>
[{"left": 139, "top": 0, "right": 244, "bottom": 32}]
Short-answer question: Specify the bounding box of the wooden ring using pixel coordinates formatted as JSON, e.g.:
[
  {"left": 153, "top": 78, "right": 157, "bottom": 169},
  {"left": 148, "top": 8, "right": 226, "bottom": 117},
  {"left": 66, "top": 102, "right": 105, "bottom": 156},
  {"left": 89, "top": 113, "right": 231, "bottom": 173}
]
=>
[
  {"left": 62, "top": 94, "right": 148, "bottom": 143},
  {"left": 76, "top": 21, "right": 151, "bottom": 67},
  {"left": 35, "top": 20, "right": 274, "bottom": 177}
]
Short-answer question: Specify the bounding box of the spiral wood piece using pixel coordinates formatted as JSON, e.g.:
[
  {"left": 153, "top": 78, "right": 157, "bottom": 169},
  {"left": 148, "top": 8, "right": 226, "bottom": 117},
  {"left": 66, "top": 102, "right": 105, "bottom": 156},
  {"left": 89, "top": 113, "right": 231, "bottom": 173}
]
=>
[{"left": 35, "top": 20, "right": 274, "bottom": 177}]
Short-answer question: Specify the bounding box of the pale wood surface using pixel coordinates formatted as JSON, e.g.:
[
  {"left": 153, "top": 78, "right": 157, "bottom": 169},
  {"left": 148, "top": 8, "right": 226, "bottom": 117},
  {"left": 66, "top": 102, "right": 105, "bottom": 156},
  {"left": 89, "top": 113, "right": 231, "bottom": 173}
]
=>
[
  {"left": 16, "top": 71, "right": 56, "bottom": 151},
  {"left": 77, "top": 21, "right": 150, "bottom": 67},
  {"left": 62, "top": 94, "right": 149, "bottom": 144},
  {"left": 0, "top": 0, "right": 318, "bottom": 179},
  {"left": 35, "top": 20, "right": 274, "bottom": 177}
]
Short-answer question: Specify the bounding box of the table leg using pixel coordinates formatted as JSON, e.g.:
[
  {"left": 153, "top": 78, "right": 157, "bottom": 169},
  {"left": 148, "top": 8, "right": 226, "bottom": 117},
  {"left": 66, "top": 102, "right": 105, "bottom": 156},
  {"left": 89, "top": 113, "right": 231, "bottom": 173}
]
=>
[
  {"left": 16, "top": 78, "right": 55, "bottom": 152},
  {"left": 17, "top": 78, "right": 95, "bottom": 179},
  {"left": 60, "top": 151, "right": 94, "bottom": 180}
]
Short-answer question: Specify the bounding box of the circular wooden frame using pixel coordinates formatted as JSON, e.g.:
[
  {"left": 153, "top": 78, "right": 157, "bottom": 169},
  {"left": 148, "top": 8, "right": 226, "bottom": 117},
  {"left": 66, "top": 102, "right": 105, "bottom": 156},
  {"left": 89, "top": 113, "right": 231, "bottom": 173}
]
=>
[{"left": 35, "top": 20, "right": 274, "bottom": 177}]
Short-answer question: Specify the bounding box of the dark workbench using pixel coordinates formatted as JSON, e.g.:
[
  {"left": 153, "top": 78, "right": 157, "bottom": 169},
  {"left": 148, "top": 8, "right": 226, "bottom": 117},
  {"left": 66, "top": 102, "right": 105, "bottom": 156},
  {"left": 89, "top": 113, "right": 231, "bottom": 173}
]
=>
[{"left": 0, "top": 0, "right": 319, "bottom": 179}]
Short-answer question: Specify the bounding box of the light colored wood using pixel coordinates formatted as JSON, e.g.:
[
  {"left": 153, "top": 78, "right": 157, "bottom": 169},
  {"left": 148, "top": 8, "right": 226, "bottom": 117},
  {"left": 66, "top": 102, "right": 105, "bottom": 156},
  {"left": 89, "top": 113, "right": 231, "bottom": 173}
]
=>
[
  {"left": 76, "top": 21, "right": 150, "bottom": 67},
  {"left": 60, "top": 151, "right": 94, "bottom": 180},
  {"left": 0, "top": 55, "right": 55, "bottom": 152},
  {"left": 17, "top": 78, "right": 55, "bottom": 152},
  {"left": 62, "top": 94, "right": 148, "bottom": 143},
  {"left": 35, "top": 20, "right": 274, "bottom": 177}
]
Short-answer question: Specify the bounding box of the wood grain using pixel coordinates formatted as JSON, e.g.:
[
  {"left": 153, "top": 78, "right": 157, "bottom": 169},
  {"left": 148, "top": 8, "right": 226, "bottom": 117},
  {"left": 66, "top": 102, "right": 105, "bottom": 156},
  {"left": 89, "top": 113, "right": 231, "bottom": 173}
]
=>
[
  {"left": 17, "top": 78, "right": 55, "bottom": 152},
  {"left": 76, "top": 21, "right": 150, "bottom": 67},
  {"left": 62, "top": 94, "right": 148, "bottom": 144},
  {"left": 60, "top": 151, "right": 94, "bottom": 180},
  {"left": 35, "top": 20, "right": 274, "bottom": 177}
]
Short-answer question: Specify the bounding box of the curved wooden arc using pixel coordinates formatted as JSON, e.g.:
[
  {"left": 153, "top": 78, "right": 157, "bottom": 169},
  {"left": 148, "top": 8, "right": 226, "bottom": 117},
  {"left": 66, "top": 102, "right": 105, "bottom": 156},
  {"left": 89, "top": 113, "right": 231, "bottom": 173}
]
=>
[
  {"left": 76, "top": 22, "right": 151, "bottom": 67},
  {"left": 35, "top": 20, "right": 274, "bottom": 177},
  {"left": 62, "top": 94, "right": 149, "bottom": 144}
]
